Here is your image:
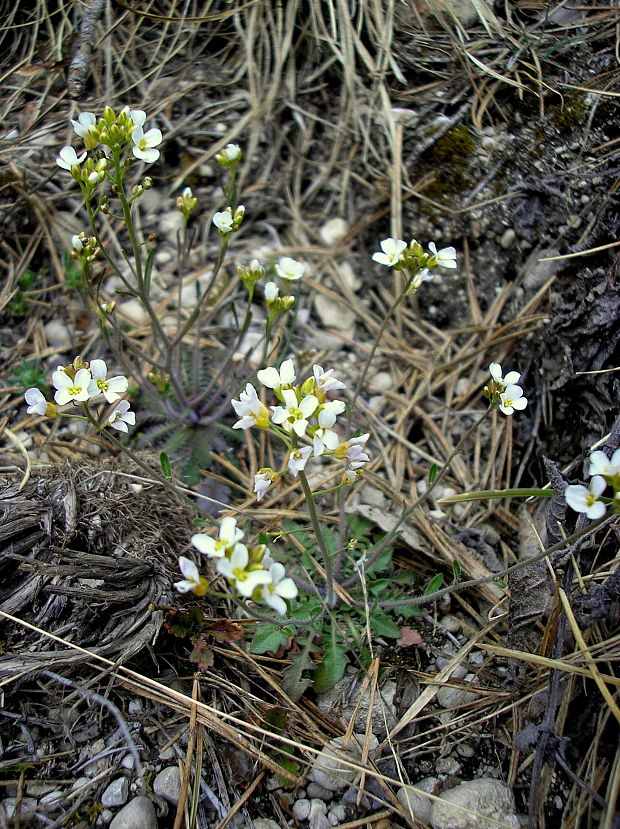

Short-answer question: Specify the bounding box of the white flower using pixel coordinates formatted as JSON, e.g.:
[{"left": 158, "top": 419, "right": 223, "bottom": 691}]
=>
[
  {"left": 213, "top": 210, "right": 234, "bottom": 233},
  {"left": 56, "top": 146, "right": 87, "bottom": 171},
  {"left": 72, "top": 235, "right": 84, "bottom": 252},
  {"left": 87, "top": 359, "right": 128, "bottom": 403},
  {"left": 317, "top": 399, "right": 346, "bottom": 428},
  {"left": 489, "top": 362, "right": 521, "bottom": 388},
  {"left": 108, "top": 400, "right": 135, "bottom": 432},
  {"left": 52, "top": 367, "right": 92, "bottom": 405},
  {"left": 257, "top": 359, "right": 296, "bottom": 390},
  {"left": 231, "top": 383, "right": 270, "bottom": 430},
  {"left": 129, "top": 109, "right": 146, "bottom": 127},
  {"left": 223, "top": 144, "right": 241, "bottom": 160},
  {"left": 192, "top": 516, "right": 244, "bottom": 559},
  {"left": 342, "top": 468, "right": 361, "bottom": 485},
  {"left": 264, "top": 281, "right": 279, "bottom": 303},
  {"left": 24, "top": 388, "right": 47, "bottom": 416},
  {"left": 254, "top": 469, "right": 278, "bottom": 501},
  {"left": 565, "top": 476, "right": 607, "bottom": 519},
  {"left": 313, "top": 365, "right": 346, "bottom": 394},
  {"left": 499, "top": 384, "right": 528, "bottom": 415},
  {"left": 428, "top": 241, "right": 457, "bottom": 269},
  {"left": 372, "top": 238, "right": 407, "bottom": 267},
  {"left": 216, "top": 545, "right": 271, "bottom": 598},
  {"left": 131, "top": 125, "right": 162, "bottom": 163},
  {"left": 261, "top": 563, "right": 298, "bottom": 615},
  {"left": 288, "top": 446, "right": 312, "bottom": 476},
  {"left": 588, "top": 449, "right": 620, "bottom": 478},
  {"left": 312, "top": 427, "right": 340, "bottom": 457},
  {"left": 335, "top": 434, "right": 370, "bottom": 467},
  {"left": 174, "top": 556, "right": 208, "bottom": 595},
  {"left": 270, "top": 389, "right": 318, "bottom": 437},
  {"left": 70, "top": 112, "right": 97, "bottom": 138},
  {"left": 275, "top": 257, "right": 305, "bottom": 281}
]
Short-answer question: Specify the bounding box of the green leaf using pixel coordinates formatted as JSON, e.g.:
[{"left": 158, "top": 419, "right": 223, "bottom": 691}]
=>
[
  {"left": 282, "top": 649, "right": 314, "bottom": 702},
  {"left": 428, "top": 463, "right": 438, "bottom": 483},
  {"left": 369, "top": 579, "right": 390, "bottom": 595},
  {"left": 368, "top": 610, "right": 402, "bottom": 638},
  {"left": 365, "top": 546, "right": 393, "bottom": 576},
  {"left": 160, "top": 451, "right": 172, "bottom": 479},
  {"left": 424, "top": 573, "right": 444, "bottom": 595},
  {"left": 452, "top": 560, "right": 461, "bottom": 584},
  {"left": 250, "top": 623, "right": 293, "bottom": 655},
  {"left": 313, "top": 630, "right": 348, "bottom": 692}
]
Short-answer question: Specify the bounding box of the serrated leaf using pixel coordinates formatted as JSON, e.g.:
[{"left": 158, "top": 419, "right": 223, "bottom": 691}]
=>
[
  {"left": 250, "top": 623, "right": 292, "bottom": 655},
  {"left": 189, "top": 637, "right": 214, "bottom": 671},
  {"left": 203, "top": 618, "right": 244, "bottom": 643},
  {"left": 369, "top": 610, "right": 402, "bottom": 638},
  {"left": 369, "top": 579, "right": 390, "bottom": 595},
  {"left": 163, "top": 607, "right": 204, "bottom": 637},
  {"left": 282, "top": 650, "right": 314, "bottom": 702}
]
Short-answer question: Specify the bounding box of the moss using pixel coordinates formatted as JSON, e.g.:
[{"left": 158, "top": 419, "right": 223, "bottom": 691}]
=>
[
  {"left": 419, "top": 125, "right": 477, "bottom": 207},
  {"left": 547, "top": 95, "right": 586, "bottom": 130}
]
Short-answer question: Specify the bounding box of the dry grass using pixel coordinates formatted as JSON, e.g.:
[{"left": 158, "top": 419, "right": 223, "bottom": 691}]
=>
[{"left": 1, "top": 1, "right": 619, "bottom": 827}]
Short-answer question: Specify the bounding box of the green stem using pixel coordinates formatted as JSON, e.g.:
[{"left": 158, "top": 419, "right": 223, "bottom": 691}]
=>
[{"left": 297, "top": 469, "right": 335, "bottom": 608}]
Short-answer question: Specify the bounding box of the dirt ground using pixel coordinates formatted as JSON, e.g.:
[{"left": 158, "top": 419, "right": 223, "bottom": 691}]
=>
[{"left": 0, "top": 1, "right": 619, "bottom": 828}]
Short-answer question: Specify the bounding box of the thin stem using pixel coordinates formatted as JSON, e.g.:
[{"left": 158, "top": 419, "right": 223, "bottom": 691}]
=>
[{"left": 297, "top": 469, "right": 335, "bottom": 608}]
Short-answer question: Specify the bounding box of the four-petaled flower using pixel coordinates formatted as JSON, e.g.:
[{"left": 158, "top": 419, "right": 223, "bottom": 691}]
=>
[
  {"left": 312, "top": 427, "right": 339, "bottom": 457},
  {"left": 428, "top": 241, "right": 457, "bottom": 269},
  {"left": 565, "top": 476, "right": 607, "bottom": 519},
  {"left": 257, "top": 359, "right": 296, "bottom": 390},
  {"left": 275, "top": 257, "right": 305, "bottom": 281},
  {"left": 489, "top": 363, "right": 521, "bottom": 388},
  {"left": 108, "top": 400, "right": 136, "bottom": 432},
  {"left": 499, "top": 385, "right": 528, "bottom": 416},
  {"left": 52, "top": 367, "right": 92, "bottom": 405},
  {"left": 588, "top": 449, "right": 620, "bottom": 478},
  {"left": 261, "top": 563, "right": 298, "bottom": 615},
  {"left": 372, "top": 238, "right": 407, "bottom": 267},
  {"left": 88, "top": 359, "right": 129, "bottom": 403},
  {"left": 174, "top": 556, "right": 208, "bottom": 596},
  {"left": 254, "top": 468, "right": 278, "bottom": 501},
  {"left": 288, "top": 446, "right": 312, "bottom": 476},
  {"left": 221, "top": 144, "right": 241, "bottom": 160},
  {"left": 216, "top": 545, "right": 271, "bottom": 597},
  {"left": 192, "top": 517, "right": 244, "bottom": 559},
  {"left": 56, "top": 146, "right": 87, "bottom": 172},
  {"left": 131, "top": 125, "right": 162, "bottom": 162},
  {"left": 24, "top": 388, "right": 48, "bottom": 416},
  {"left": 70, "top": 112, "right": 97, "bottom": 139},
  {"left": 313, "top": 364, "right": 346, "bottom": 395},
  {"left": 231, "top": 383, "right": 270, "bottom": 430},
  {"left": 213, "top": 210, "right": 234, "bottom": 233},
  {"left": 270, "top": 389, "right": 318, "bottom": 437}
]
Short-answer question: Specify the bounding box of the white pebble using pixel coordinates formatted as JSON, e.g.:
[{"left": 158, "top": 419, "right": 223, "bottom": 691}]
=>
[
  {"left": 44, "top": 319, "right": 72, "bottom": 348},
  {"left": 319, "top": 218, "right": 348, "bottom": 246}
]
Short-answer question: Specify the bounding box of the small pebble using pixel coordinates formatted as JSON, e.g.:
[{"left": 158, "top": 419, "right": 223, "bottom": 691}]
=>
[
  {"left": 3, "top": 797, "right": 37, "bottom": 819},
  {"left": 153, "top": 766, "right": 181, "bottom": 805},
  {"left": 101, "top": 777, "right": 129, "bottom": 808},
  {"left": 499, "top": 228, "right": 516, "bottom": 248},
  {"left": 370, "top": 371, "right": 393, "bottom": 392},
  {"left": 44, "top": 319, "right": 72, "bottom": 348},
  {"left": 319, "top": 217, "right": 348, "bottom": 246},
  {"left": 430, "top": 778, "right": 519, "bottom": 829},
  {"left": 109, "top": 796, "right": 158, "bottom": 829},
  {"left": 306, "top": 782, "right": 334, "bottom": 801},
  {"left": 292, "top": 798, "right": 311, "bottom": 820}
]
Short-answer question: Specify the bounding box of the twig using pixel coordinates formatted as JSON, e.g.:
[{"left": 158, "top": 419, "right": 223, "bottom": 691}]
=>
[{"left": 67, "top": 0, "right": 106, "bottom": 100}]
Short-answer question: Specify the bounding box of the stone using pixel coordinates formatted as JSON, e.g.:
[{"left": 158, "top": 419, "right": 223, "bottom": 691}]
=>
[
  {"left": 292, "top": 798, "right": 312, "bottom": 820},
  {"left": 522, "top": 248, "right": 561, "bottom": 291},
  {"left": 39, "top": 790, "right": 64, "bottom": 813},
  {"left": 336, "top": 261, "right": 361, "bottom": 291},
  {"left": 109, "top": 796, "right": 158, "bottom": 829},
  {"left": 308, "top": 799, "right": 329, "bottom": 829},
  {"left": 98, "top": 809, "right": 114, "bottom": 825},
  {"left": 398, "top": 777, "right": 441, "bottom": 824},
  {"left": 309, "top": 734, "right": 378, "bottom": 792},
  {"left": 159, "top": 209, "right": 184, "bottom": 236},
  {"left": 369, "top": 371, "right": 393, "bottom": 392},
  {"left": 499, "top": 228, "right": 516, "bottom": 249},
  {"left": 153, "top": 766, "right": 181, "bottom": 805},
  {"left": 118, "top": 299, "right": 148, "bottom": 326},
  {"left": 44, "top": 319, "right": 72, "bottom": 348},
  {"left": 436, "top": 673, "right": 480, "bottom": 709},
  {"left": 314, "top": 294, "right": 356, "bottom": 334},
  {"left": 319, "top": 218, "right": 348, "bottom": 246},
  {"left": 327, "top": 803, "right": 347, "bottom": 825},
  {"left": 430, "top": 778, "right": 519, "bottom": 829},
  {"left": 101, "top": 777, "right": 129, "bottom": 807},
  {"left": 252, "top": 821, "right": 283, "bottom": 829},
  {"left": 305, "top": 782, "right": 334, "bottom": 801},
  {"left": 158, "top": 747, "right": 175, "bottom": 761},
  {"left": 3, "top": 796, "right": 37, "bottom": 819}
]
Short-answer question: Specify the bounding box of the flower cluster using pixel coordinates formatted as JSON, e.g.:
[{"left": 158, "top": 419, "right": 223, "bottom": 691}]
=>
[
  {"left": 483, "top": 362, "right": 528, "bottom": 416},
  {"left": 175, "top": 517, "right": 298, "bottom": 615},
  {"left": 24, "top": 357, "right": 134, "bottom": 432},
  {"left": 56, "top": 107, "right": 163, "bottom": 186},
  {"left": 565, "top": 448, "right": 620, "bottom": 519},
  {"left": 372, "top": 238, "right": 457, "bottom": 294},
  {"left": 213, "top": 204, "right": 246, "bottom": 235},
  {"left": 231, "top": 360, "right": 370, "bottom": 500}
]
